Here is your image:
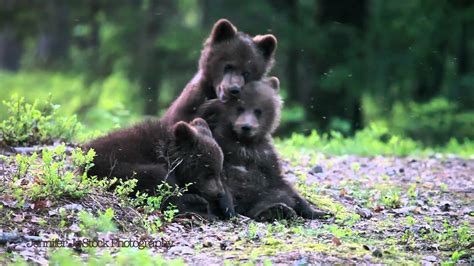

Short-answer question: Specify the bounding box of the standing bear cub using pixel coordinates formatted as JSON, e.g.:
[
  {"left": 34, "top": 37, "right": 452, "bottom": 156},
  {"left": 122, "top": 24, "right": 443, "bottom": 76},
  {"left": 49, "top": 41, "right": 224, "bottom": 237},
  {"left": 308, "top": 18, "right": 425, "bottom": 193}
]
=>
[
  {"left": 83, "top": 118, "right": 233, "bottom": 219},
  {"left": 199, "top": 78, "right": 330, "bottom": 221},
  {"left": 161, "top": 19, "right": 277, "bottom": 126}
]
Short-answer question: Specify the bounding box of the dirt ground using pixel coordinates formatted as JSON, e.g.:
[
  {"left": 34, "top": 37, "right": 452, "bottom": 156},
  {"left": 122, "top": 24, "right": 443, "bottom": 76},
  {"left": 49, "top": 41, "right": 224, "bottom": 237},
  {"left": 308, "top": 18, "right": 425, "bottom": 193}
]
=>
[{"left": 0, "top": 148, "right": 473, "bottom": 265}]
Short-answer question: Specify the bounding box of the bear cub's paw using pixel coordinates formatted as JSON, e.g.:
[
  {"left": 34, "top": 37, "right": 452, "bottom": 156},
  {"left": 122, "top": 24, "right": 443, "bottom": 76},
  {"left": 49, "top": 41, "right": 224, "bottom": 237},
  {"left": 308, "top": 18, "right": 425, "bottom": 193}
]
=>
[{"left": 254, "top": 203, "right": 298, "bottom": 222}]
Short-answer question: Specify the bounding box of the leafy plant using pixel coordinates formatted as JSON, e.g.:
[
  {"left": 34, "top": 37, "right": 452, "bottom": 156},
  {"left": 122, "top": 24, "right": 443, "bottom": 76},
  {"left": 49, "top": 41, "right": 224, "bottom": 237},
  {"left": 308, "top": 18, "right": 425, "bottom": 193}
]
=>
[
  {"left": 78, "top": 208, "right": 117, "bottom": 237},
  {"left": 26, "top": 145, "right": 97, "bottom": 200},
  {"left": 0, "top": 95, "right": 81, "bottom": 146},
  {"left": 276, "top": 123, "right": 474, "bottom": 158},
  {"left": 390, "top": 98, "right": 474, "bottom": 145},
  {"left": 46, "top": 246, "right": 185, "bottom": 266},
  {"left": 113, "top": 178, "right": 188, "bottom": 231}
]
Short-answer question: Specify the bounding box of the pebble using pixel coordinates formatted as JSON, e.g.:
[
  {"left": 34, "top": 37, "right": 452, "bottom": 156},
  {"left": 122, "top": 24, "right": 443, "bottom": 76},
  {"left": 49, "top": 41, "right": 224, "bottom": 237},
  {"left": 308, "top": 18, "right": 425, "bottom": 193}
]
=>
[
  {"left": 220, "top": 240, "right": 233, "bottom": 251},
  {"left": 355, "top": 206, "right": 373, "bottom": 219},
  {"left": 311, "top": 165, "right": 324, "bottom": 174},
  {"left": 439, "top": 201, "right": 451, "bottom": 212},
  {"left": 372, "top": 248, "right": 383, "bottom": 258},
  {"left": 422, "top": 255, "right": 437, "bottom": 262},
  {"left": 167, "top": 245, "right": 195, "bottom": 256},
  {"left": 202, "top": 239, "right": 212, "bottom": 248}
]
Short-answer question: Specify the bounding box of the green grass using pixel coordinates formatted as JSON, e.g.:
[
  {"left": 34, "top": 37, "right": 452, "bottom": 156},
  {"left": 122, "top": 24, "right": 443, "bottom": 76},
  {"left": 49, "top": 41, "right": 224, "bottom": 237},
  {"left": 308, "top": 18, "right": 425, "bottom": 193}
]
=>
[{"left": 276, "top": 123, "right": 474, "bottom": 158}]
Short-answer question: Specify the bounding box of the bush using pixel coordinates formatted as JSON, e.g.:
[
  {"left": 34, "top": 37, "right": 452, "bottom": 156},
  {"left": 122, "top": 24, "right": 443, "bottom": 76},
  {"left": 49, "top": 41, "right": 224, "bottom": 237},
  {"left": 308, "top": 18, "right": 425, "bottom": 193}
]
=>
[
  {"left": 0, "top": 71, "right": 141, "bottom": 134},
  {"left": 5, "top": 144, "right": 98, "bottom": 201},
  {"left": 0, "top": 95, "right": 81, "bottom": 146},
  {"left": 390, "top": 98, "right": 474, "bottom": 145},
  {"left": 276, "top": 123, "right": 474, "bottom": 158}
]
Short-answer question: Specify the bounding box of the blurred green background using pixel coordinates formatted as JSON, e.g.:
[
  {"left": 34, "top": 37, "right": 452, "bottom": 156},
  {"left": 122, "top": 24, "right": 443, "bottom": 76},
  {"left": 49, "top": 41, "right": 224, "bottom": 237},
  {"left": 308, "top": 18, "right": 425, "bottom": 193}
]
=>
[{"left": 1, "top": 0, "right": 473, "bottom": 145}]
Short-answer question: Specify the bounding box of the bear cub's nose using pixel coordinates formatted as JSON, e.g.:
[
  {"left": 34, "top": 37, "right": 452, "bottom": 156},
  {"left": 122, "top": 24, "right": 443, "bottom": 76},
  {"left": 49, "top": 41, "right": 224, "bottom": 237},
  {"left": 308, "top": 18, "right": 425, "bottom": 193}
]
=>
[
  {"left": 229, "top": 86, "right": 240, "bottom": 95},
  {"left": 241, "top": 124, "right": 252, "bottom": 132}
]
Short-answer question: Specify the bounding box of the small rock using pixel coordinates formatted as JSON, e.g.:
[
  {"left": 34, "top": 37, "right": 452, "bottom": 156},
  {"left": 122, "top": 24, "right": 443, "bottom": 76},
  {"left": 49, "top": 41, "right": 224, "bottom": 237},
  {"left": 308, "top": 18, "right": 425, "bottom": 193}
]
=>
[
  {"left": 202, "top": 239, "right": 212, "bottom": 248},
  {"left": 68, "top": 224, "right": 81, "bottom": 233},
  {"left": 423, "top": 255, "right": 437, "bottom": 262},
  {"left": 373, "top": 205, "right": 384, "bottom": 213},
  {"left": 440, "top": 201, "right": 451, "bottom": 212},
  {"left": 385, "top": 169, "right": 397, "bottom": 176},
  {"left": 311, "top": 165, "right": 323, "bottom": 174},
  {"left": 220, "top": 240, "right": 232, "bottom": 251},
  {"left": 331, "top": 237, "right": 341, "bottom": 246},
  {"left": 393, "top": 206, "right": 417, "bottom": 215},
  {"left": 293, "top": 257, "right": 308, "bottom": 266},
  {"left": 62, "top": 204, "right": 83, "bottom": 211},
  {"left": 372, "top": 248, "right": 383, "bottom": 258},
  {"left": 285, "top": 173, "right": 298, "bottom": 184},
  {"left": 399, "top": 168, "right": 405, "bottom": 173},
  {"left": 356, "top": 206, "right": 373, "bottom": 219},
  {"left": 167, "top": 245, "right": 194, "bottom": 256}
]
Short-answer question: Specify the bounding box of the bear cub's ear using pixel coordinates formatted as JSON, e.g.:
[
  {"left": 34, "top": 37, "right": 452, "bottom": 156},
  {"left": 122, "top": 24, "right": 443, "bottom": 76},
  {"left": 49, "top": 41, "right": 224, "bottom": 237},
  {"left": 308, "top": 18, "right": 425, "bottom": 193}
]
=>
[
  {"left": 211, "top": 19, "right": 237, "bottom": 43},
  {"left": 253, "top": 34, "right": 277, "bottom": 60},
  {"left": 173, "top": 121, "right": 197, "bottom": 144},
  {"left": 267, "top": 77, "right": 280, "bottom": 92}
]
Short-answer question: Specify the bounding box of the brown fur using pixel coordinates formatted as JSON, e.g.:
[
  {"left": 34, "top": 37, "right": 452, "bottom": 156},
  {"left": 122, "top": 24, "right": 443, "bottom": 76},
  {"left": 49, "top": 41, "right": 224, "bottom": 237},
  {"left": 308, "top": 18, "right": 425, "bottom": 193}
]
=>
[
  {"left": 161, "top": 19, "right": 277, "bottom": 127},
  {"left": 82, "top": 118, "right": 233, "bottom": 219},
  {"left": 199, "top": 78, "right": 330, "bottom": 221}
]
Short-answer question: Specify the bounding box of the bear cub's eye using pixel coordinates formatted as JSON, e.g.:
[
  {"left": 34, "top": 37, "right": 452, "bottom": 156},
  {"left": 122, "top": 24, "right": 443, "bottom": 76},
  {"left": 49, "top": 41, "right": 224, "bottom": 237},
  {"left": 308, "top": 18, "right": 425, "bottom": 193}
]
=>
[
  {"left": 237, "top": 107, "right": 245, "bottom": 114},
  {"left": 254, "top": 109, "right": 262, "bottom": 117},
  {"left": 242, "top": 71, "right": 250, "bottom": 80},
  {"left": 224, "top": 64, "right": 234, "bottom": 73}
]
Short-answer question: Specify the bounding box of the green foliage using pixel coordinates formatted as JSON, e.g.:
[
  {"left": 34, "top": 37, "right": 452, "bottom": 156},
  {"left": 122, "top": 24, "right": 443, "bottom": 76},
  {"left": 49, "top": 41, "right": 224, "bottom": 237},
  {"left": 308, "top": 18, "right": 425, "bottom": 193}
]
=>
[
  {"left": 78, "top": 208, "right": 117, "bottom": 237},
  {"left": 49, "top": 249, "right": 84, "bottom": 266},
  {"left": 324, "top": 224, "right": 354, "bottom": 239},
  {"left": 0, "top": 71, "right": 140, "bottom": 134},
  {"left": 390, "top": 98, "right": 474, "bottom": 144},
  {"left": 276, "top": 123, "right": 474, "bottom": 157},
  {"left": 113, "top": 178, "right": 187, "bottom": 231},
  {"left": 441, "top": 250, "right": 466, "bottom": 266},
  {"left": 9, "top": 145, "right": 98, "bottom": 201},
  {"left": 0, "top": 95, "right": 80, "bottom": 146},
  {"left": 47, "top": 247, "right": 185, "bottom": 266}
]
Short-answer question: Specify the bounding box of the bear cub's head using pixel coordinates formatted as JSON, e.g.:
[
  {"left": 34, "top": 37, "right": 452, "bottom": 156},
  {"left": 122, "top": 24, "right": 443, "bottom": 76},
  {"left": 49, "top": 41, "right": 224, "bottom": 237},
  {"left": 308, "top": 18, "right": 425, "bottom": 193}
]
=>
[
  {"left": 202, "top": 77, "right": 282, "bottom": 143},
  {"left": 171, "top": 118, "right": 225, "bottom": 200},
  {"left": 200, "top": 19, "right": 277, "bottom": 102}
]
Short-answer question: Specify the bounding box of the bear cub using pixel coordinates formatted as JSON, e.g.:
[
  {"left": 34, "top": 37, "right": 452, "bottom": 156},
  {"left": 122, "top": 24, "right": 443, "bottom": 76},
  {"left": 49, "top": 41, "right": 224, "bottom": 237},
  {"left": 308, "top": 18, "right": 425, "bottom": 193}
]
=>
[
  {"left": 199, "top": 78, "right": 330, "bottom": 221},
  {"left": 83, "top": 118, "right": 234, "bottom": 219},
  {"left": 161, "top": 19, "right": 277, "bottom": 127}
]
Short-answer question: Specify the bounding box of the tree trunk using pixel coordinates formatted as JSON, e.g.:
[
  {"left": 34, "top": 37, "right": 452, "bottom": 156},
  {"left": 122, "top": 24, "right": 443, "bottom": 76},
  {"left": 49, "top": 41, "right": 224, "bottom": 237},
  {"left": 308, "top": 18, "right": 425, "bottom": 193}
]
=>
[
  {"left": 0, "top": 25, "right": 22, "bottom": 71},
  {"left": 35, "top": 0, "right": 70, "bottom": 67},
  {"left": 309, "top": 0, "right": 367, "bottom": 132}
]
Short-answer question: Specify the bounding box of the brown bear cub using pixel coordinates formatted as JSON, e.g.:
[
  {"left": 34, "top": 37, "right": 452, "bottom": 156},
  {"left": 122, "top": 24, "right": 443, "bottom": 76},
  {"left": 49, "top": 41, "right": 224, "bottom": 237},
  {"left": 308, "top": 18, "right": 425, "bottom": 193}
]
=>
[
  {"left": 82, "top": 118, "right": 234, "bottom": 219},
  {"left": 199, "top": 78, "right": 330, "bottom": 221},
  {"left": 161, "top": 19, "right": 277, "bottom": 127}
]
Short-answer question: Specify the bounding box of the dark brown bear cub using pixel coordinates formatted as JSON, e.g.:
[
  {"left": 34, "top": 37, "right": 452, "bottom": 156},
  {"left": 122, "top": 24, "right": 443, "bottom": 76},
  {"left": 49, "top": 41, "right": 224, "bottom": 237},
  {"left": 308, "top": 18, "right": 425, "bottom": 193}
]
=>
[
  {"left": 199, "top": 78, "right": 329, "bottom": 221},
  {"left": 161, "top": 19, "right": 277, "bottom": 126},
  {"left": 82, "top": 118, "right": 234, "bottom": 219}
]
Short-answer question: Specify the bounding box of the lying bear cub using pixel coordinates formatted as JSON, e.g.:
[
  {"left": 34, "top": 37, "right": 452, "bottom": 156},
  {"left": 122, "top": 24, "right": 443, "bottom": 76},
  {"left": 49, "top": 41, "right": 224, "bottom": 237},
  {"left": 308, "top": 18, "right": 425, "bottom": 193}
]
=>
[
  {"left": 199, "top": 78, "right": 330, "bottom": 221},
  {"left": 82, "top": 118, "right": 234, "bottom": 219}
]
